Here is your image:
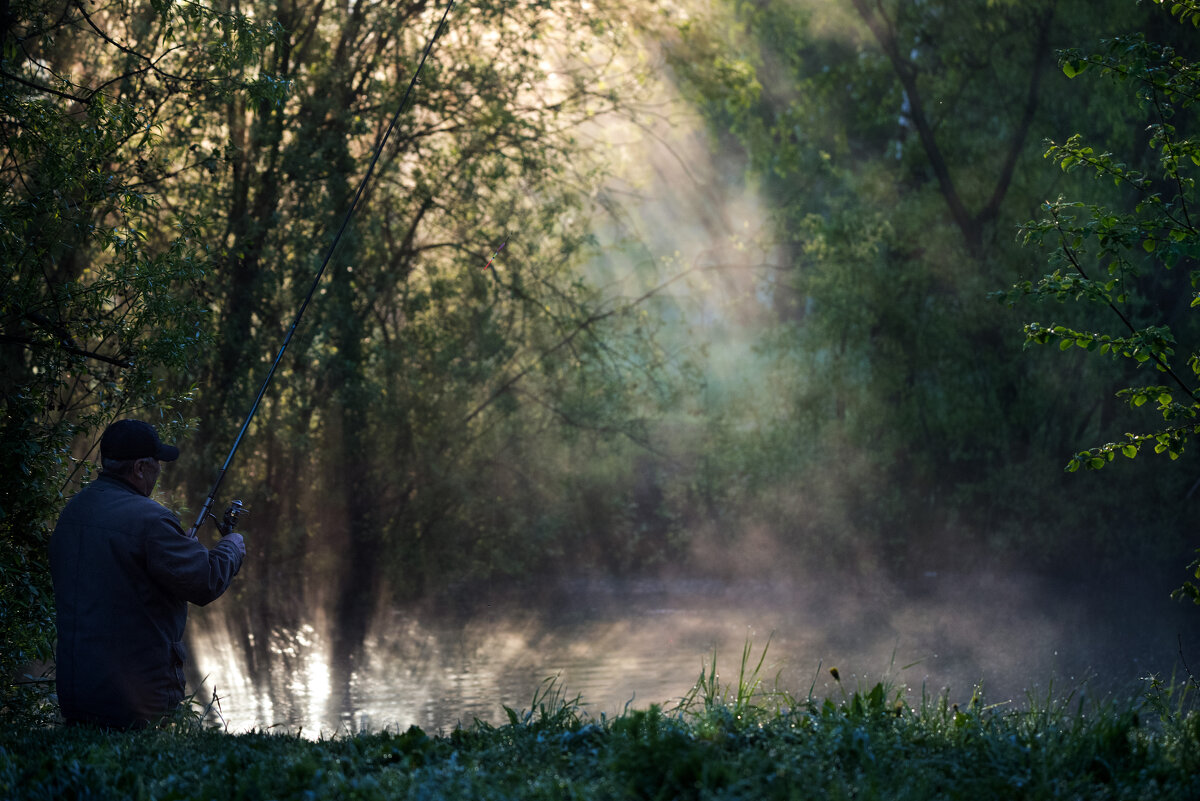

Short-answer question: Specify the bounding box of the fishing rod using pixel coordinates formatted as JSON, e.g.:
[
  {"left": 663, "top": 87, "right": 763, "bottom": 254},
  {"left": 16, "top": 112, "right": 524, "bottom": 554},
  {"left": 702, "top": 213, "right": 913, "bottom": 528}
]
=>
[{"left": 188, "top": 0, "right": 456, "bottom": 537}]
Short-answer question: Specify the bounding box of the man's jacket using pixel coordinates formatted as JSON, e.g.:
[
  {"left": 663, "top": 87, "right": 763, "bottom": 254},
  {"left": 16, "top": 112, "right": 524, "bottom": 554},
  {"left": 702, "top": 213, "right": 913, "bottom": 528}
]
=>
[{"left": 50, "top": 473, "right": 244, "bottom": 728}]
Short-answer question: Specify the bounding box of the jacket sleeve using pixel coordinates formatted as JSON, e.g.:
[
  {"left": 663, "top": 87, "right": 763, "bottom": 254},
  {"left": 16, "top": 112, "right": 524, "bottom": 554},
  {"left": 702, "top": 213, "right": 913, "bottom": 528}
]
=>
[{"left": 144, "top": 512, "right": 244, "bottom": 606}]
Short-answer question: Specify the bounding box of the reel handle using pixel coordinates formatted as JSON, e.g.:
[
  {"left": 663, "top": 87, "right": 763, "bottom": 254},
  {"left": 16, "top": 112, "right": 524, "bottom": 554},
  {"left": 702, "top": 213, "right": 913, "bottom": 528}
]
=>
[{"left": 217, "top": 499, "right": 247, "bottom": 537}]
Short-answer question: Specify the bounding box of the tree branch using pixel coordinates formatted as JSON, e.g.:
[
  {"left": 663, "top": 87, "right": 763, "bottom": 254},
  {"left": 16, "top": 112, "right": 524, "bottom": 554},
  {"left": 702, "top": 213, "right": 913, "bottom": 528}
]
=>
[
  {"left": 460, "top": 265, "right": 701, "bottom": 428},
  {"left": 978, "top": 6, "right": 1054, "bottom": 227},
  {"left": 0, "top": 333, "right": 133, "bottom": 368},
  {"left": 850, "top": 0, "right": 976, "bottom": 255},
  {"left": 0, "top": 68, "right": 90, "bottom": 104}
]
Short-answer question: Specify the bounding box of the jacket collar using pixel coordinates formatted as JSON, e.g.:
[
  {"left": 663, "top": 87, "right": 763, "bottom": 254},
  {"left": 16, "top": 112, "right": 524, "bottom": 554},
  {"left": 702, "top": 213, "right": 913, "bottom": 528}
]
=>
[{"left": 97, "top": 471, "right": 143, "bottom": 496}]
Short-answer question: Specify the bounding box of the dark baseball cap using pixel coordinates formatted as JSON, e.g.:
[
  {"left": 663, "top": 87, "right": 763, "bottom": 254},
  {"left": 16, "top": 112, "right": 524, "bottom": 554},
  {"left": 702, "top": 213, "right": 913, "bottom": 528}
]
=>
[{"left": 99, "top": 419, "right": 181, "bottom": 462}]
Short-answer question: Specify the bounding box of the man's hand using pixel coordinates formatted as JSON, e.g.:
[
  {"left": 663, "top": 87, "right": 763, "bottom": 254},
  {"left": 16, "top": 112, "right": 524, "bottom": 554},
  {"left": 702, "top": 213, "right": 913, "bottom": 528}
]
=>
[{"left": 219, "top": 499, "right": 246, "bottom": 536}]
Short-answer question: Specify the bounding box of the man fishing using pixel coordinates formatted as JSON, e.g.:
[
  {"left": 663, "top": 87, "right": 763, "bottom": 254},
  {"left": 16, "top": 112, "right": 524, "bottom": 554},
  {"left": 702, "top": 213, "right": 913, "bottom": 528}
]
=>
[{"left": 49, "top": 419, "right": 246, "bottom": 729}]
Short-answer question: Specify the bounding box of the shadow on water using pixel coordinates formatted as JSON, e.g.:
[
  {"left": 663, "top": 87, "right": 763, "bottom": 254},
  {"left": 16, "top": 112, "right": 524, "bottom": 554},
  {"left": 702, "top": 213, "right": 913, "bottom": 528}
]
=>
[{"left": 188, "top": 569, "right": 1200, "bottom": 736}]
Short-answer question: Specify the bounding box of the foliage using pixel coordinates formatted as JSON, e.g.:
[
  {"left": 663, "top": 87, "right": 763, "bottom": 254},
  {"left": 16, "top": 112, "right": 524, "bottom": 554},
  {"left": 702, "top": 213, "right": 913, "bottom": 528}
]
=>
[
  {"left": 1014, "top": 31, "right": 1200, "bottom": 471},
  {"left": 1151, "top": 0, "right": 1200, "bottom": 28},
  {"left": 163, "top": 0, "right": 694, "bottom": 684},
  {"left": 1, "top": 660, "right": 1198, "bottom": 800},
  {"left": 9, "top": 0, "right": 1199, "bottom": 737},
  {"left": 665, "top": 0, "right": 1188, "bottom": 574},
  {"left": 0, "top": 0, "right": 280, "bottom": 691},
  {"left": 1008, "top": 16, "right": 1200, "bottom": 600},
  {"left": 3, "top": 0, "right": 692, "bottom": 717}
]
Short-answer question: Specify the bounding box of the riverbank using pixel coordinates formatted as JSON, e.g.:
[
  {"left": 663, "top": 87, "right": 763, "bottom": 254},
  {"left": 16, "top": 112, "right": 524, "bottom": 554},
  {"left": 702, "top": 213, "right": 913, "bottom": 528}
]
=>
[{"left": 4, "top": 659, "right": 1198, "bottom": 800}]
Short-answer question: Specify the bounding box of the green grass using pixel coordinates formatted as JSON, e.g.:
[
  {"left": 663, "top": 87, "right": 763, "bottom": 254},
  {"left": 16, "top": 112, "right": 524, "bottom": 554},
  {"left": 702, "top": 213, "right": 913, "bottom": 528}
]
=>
[{"left": 3, "top": 647, "right": 1199, "bottom": 800}]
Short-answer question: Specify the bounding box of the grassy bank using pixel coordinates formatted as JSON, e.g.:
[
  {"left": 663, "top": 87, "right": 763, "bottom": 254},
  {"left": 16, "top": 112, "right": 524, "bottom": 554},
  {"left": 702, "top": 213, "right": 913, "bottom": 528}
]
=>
[{"left": 3, "top": 654, "right": 1198, "bottom": 800}]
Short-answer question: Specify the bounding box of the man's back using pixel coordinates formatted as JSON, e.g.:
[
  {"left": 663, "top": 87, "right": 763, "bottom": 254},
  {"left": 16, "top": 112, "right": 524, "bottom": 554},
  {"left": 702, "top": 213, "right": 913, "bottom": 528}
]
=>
[{"left": 51, "top": 472, "right": 243, "bottom": 728}]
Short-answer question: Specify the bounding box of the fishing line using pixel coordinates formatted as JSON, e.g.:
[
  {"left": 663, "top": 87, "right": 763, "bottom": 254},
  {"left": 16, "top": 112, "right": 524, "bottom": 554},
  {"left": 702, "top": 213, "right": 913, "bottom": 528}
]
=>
[{"left": 189, "top": 0, "right": 456, "bottom": 536}]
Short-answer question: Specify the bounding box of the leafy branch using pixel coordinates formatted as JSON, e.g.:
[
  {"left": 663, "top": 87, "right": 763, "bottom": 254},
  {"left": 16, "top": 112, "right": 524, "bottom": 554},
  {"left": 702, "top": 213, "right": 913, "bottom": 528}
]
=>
[
  {"left": 1150, "top": 0, "right": 1200, "bottom": 28},
  {"left": 1011, "top": 14, "right": 1200, "bottom": 602}
]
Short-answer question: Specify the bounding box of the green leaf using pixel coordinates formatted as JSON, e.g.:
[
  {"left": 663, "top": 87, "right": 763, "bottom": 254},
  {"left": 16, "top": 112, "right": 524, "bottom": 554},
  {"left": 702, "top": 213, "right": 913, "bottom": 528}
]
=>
[
  {"left": 1062, "top": 59, "right": 1087, "bottom": 78},
  {"left": 1122, "top": 444, "right": 1138, "bottom": 458}
]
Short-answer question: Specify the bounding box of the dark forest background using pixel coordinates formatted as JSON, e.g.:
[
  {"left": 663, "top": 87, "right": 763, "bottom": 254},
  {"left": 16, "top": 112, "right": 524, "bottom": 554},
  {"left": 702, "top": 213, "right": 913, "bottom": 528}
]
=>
[{"left": 4, "top": 0, "right": 1200, "bottom": 700}]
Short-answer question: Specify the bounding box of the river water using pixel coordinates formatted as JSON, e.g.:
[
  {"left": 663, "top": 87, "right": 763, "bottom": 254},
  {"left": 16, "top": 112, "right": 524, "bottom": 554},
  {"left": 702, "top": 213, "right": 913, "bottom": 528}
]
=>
[{"left": 188, "top": 571, "right": 1199, "bottom": 736}]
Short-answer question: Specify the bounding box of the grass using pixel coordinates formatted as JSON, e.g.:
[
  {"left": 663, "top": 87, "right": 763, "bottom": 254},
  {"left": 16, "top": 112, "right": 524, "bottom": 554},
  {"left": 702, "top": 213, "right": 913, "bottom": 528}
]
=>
[{"left": 2, "top": 644, "right": 1199, "bottom": 800}]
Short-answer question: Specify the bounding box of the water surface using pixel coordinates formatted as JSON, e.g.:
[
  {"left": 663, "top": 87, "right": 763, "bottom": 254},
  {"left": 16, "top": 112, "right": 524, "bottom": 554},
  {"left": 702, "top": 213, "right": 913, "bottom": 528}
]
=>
[{"left": 189, "top": 572, "right": 1199, "bottom": 736}]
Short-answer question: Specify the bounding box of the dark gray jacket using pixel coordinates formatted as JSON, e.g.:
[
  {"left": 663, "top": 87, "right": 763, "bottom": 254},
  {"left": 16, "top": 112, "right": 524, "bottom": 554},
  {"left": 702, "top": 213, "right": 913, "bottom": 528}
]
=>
[{"left": 50, "top": 473, "right": 244, "bottom": 728}]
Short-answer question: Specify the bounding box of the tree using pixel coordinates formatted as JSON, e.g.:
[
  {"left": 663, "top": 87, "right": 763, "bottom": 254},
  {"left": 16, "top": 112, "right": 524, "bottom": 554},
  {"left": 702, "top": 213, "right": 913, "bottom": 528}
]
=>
[
  {"left": 145, "top": 0, "right": 695, "bottom": 704},
  {"left": 1010, "top": 1, "right": 1200, "bottom": 600},
  {"left": 664, "top": 0, "right": 1186, "bottom": 573},
  {"left": 0, "top": 0, "right": 279, "bottom": 696}
]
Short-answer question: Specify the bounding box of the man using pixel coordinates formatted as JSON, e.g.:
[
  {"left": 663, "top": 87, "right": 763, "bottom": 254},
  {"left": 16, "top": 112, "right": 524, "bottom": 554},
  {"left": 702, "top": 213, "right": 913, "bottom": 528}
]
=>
[{"left": 50, "top": 419, "right": 246, "bottom": 729}]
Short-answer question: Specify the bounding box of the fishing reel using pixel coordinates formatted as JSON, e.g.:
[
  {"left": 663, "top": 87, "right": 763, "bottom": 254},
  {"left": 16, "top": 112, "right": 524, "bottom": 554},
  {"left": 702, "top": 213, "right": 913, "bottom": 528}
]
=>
[{"left": 210, "top": 499, "right": 247, "bottom": 537}]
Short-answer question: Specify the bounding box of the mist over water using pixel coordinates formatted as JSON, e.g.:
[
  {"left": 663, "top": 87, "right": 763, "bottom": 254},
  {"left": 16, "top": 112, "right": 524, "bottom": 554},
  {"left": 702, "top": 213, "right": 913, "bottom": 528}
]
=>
[{"left": 190, "top": 568, "right": 1199, "bottom": 737}]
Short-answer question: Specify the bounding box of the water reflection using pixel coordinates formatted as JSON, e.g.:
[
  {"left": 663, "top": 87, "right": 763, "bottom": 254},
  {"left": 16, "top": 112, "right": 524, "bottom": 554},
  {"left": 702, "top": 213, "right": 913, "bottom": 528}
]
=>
[{"left": 189, "top": 573, "right": 1199, "bottom": 737}]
